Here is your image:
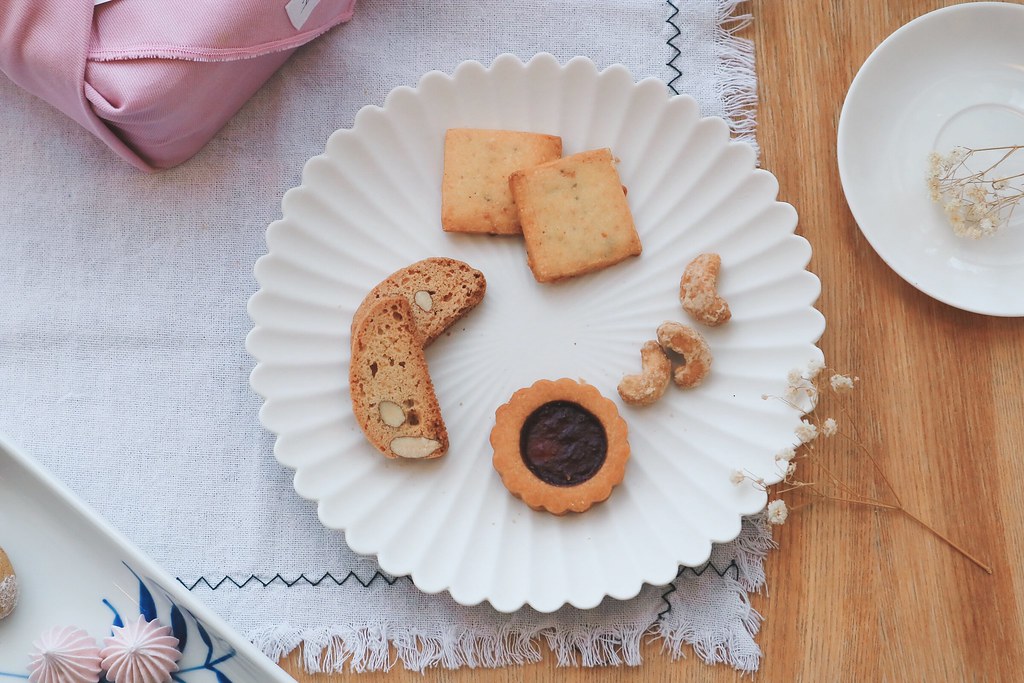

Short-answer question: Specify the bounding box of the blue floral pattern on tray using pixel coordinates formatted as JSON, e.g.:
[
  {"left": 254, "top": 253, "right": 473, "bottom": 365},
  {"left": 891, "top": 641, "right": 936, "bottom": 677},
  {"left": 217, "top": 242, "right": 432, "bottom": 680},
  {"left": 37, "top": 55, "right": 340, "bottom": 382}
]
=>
[
  {"left": 1, "top": 563, "right": 237, "bottom": 683},
  {"left": 118, "top": 564, "right": 237, "bottom": 683}
]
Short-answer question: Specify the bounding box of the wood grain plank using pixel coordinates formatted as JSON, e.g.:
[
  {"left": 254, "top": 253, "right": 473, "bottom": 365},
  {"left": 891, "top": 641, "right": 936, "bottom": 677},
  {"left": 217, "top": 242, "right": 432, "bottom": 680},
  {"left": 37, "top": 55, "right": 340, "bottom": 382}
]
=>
[
  {"left": 755, "top": 2, "right": 1024, "bottom": 682},
  {"left": 282, "top": 2, "right": 1024, "bottom": 680}
]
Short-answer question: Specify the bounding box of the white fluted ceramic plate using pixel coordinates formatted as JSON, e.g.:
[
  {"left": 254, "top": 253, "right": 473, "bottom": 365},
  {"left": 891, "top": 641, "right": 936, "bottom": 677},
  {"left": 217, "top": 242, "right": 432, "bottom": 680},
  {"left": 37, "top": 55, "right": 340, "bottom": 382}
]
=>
[
  {"left": 838, "top": 2, "right": 1024, "bottom": 316},
  {"left": 247, "top": 54, "right": 823, "bottom": 613}
]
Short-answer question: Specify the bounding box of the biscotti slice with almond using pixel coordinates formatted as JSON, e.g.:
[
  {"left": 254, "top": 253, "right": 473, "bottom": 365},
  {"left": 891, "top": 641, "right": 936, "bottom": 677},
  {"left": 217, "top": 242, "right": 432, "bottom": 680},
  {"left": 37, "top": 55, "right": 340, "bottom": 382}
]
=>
[
  {"left": 351, "top": 257, "right": 486, "bottom": 346},
  {"left": 349, "top": 296, "right": 448, "bottom": 459}
]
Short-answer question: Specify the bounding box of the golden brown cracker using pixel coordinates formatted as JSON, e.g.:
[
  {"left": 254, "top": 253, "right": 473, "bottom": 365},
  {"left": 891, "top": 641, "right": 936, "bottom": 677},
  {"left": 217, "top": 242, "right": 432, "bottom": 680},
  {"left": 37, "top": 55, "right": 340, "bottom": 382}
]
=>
[
  {"left": 441, "top": 128, "right": 562, "bottom": 235},
  {"left": 510, "top": 148, "right": 641, "bottom": 282}
]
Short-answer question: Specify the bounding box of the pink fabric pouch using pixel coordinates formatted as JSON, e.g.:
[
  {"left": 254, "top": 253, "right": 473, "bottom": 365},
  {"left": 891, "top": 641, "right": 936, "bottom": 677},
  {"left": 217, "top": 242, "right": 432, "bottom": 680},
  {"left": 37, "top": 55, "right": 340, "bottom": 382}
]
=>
[{"left": 0, "top": 0, "right": 357, "bottom": 171}]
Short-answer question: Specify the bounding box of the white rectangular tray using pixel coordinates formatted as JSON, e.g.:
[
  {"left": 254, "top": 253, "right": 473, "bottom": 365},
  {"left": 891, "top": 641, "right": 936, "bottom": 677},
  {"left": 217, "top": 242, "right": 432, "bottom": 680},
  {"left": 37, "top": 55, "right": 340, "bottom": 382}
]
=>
[{"left": 0, "top": 435, "right": 295, "bottom": 682}]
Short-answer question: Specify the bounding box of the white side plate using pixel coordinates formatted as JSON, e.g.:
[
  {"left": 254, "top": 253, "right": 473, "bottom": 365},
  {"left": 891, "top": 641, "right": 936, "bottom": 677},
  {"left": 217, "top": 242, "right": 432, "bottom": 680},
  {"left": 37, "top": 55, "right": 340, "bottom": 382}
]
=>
[
  {"left": 0, "top": 436, "right": 296, "bottom": 682},
  {"left": 838, "top": 2, "right": 1024, "bottom": 316}
]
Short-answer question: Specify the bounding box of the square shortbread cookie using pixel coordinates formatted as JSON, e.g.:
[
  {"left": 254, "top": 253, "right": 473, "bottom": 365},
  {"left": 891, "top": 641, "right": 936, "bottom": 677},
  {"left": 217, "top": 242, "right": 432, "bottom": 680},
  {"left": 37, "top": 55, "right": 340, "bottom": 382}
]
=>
[
  {"left": 441, "top": 128, "right": 562, "bottom": 235},
  {"left": 509, "top": 148, "right": 642, "bottom": 282}
]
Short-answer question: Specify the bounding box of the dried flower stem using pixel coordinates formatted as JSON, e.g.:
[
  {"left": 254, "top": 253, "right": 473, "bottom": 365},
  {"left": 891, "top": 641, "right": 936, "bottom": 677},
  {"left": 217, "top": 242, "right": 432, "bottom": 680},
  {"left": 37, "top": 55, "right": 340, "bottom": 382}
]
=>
[
  {"left": 773, "top": 481, "right": 817, "bottom": 495},
  {"left": 804, "top": 489, "right": 900, "bottom": 511},
  {"left": 803, "top": 487, "right": 992, "bottom": 573},
  {"left": 757, "top": 362, "right": 992, "bottom": 575},
  {"left": 813, "top": 459, "right": 889, "bottom": 509},
  {"left": 834, "top": 430, "right": 902, "bottom": 507},
  {"left": 900, "top": 509, "right": 993, "bottom": 574},
  {"left": 799, "top": 465, "right": 992, "bottom": 573},
  {"left": 831, "top": 424, "right": 991, "bottom": 571},
  {"left": 928, "top": 145, "right": 1024, "bottom": 239}
]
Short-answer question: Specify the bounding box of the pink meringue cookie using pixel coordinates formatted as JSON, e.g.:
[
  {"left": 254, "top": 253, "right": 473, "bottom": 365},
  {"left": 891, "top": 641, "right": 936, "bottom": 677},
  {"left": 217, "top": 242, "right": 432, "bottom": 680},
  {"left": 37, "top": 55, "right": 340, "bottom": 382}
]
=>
[
  {"left": 100, "top": 615, "right": 182, "bottom": 683},
  {"left": 26, "top": 625, "right": 103, "bottom": 683}
]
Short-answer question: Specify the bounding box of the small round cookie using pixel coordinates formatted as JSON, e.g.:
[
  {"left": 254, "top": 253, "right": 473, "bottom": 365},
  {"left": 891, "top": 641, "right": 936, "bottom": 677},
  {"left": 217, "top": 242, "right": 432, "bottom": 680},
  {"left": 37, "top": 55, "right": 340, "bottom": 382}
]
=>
[
  {"left": 491, "top": 379, "right": 630, "bottom": 515},
  {"left": 0, "top": 546, "right": 17, "bottom": 621},
  {"left": 657, "top": 322, "right": 712, "bottom": 388}
]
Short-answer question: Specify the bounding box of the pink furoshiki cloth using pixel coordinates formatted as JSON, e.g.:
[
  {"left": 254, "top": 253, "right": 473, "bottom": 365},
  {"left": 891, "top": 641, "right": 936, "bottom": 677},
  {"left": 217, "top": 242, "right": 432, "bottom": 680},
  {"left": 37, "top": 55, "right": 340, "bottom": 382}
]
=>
[{"left": 0, "top": 0, "right": 357, "bottom": 171}]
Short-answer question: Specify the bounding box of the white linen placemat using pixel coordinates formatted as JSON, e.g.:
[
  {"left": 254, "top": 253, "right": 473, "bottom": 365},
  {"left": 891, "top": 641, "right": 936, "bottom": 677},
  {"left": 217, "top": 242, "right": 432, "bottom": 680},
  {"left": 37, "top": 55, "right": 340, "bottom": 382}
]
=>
[{"left": 0, "top": 0, "right": 769, "bottom": 673}]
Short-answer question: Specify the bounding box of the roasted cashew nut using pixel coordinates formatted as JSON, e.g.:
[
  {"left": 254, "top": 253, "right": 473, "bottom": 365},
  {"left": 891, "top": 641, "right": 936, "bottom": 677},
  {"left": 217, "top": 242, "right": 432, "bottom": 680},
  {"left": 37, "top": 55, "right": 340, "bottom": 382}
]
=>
[
  {"left": 680, "top": 253, "right": 731, "bottom": 327},
  {"left": 617, "top": 340, "right": 672, "bottom": 406},
  {"left": 657, "top": 322, "right": 712, "bottom": 388}
]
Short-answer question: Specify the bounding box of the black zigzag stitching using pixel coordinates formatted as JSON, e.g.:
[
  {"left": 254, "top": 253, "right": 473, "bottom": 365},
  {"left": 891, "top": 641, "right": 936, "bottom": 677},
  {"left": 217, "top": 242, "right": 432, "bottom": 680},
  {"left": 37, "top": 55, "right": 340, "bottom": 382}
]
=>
[
  {"left": 180, "top": 560, "right": 738, "bottom": 617},
  {"left": 657, "top": 582, "right": 677, "bottom": 621},
  {"left": 177, "top": 570, "right": 405, "bottom": 592},
  {"left": 682, "top": 560, "right": 740, "bottom": 580},
  {"left": 665, "top": 0, "right": 683, "bottom": 94},
  {"left": 657, "top": 560, "right": 741, "bottom": 621}
]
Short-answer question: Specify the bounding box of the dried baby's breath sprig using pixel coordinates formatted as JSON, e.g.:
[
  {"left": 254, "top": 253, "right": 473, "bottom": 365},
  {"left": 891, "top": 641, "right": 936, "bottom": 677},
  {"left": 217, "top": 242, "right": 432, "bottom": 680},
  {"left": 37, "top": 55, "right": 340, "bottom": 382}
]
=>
[
  {"left": 829, "top": 373, "right": 856, "bottom": 393},
  {"left": 766, "top": 499, "right": 789, "bottom": 525},
  {"left": 928, "top": 145, "right": 1024, "bottom": 239},
  {"left": 749, "top": 359, "right": 992, "bottom": 574},
  {"left": 774, "top": 446, "right": 796, "bottom": 463},
  {"left": 794, "top": 420, "right": 818, "bottom": 444}
]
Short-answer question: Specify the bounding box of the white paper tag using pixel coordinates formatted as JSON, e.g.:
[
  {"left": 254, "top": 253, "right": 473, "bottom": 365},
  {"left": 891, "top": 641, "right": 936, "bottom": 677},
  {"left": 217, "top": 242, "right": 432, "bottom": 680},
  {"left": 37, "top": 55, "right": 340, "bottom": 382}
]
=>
[
  {"left": 285, "top": 0, "right": 321, "bottom": 30},
  {"left": 94, "top": 0, "right": 117, "bottom": 5}
]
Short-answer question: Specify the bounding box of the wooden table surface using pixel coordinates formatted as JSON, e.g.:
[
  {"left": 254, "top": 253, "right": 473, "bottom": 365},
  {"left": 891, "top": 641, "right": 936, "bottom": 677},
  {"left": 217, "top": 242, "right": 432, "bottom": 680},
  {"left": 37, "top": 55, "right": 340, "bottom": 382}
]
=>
[{"left": 283, "top": 1, "right": 1024, "bottom": 680}]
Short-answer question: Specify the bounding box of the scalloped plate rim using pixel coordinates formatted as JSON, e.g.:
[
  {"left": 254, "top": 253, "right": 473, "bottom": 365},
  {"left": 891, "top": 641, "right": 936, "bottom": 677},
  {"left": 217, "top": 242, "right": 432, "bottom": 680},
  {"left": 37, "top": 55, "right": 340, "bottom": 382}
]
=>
[{"left": 248, "top": 52, "right": 823, "bottom": 613}]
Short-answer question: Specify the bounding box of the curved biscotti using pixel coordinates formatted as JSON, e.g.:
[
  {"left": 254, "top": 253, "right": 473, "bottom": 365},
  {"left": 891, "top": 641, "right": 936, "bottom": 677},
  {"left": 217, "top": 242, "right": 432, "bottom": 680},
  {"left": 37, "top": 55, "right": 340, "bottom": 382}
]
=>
[
  {"left": 349, "top": 297, "right": 448, "bottom": 459},
  {"left": 351, "top": 257, "right": 486, "bottom": 346}
]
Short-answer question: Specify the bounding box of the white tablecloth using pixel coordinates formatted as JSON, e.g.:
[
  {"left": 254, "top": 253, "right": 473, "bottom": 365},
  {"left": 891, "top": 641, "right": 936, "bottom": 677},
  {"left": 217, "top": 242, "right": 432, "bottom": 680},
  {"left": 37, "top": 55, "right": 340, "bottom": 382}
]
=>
[{"left": 0, "top": 0, "right": 771, "bottom": 673}]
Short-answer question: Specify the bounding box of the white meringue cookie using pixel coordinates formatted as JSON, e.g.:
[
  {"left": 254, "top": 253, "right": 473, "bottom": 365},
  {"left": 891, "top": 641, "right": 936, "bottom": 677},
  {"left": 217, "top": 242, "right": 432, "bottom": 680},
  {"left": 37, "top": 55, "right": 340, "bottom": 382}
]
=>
[
  {"left": 26, "top": 625, "right": 103, "bottom": 683},
  {"left": 100, "top": 615, "right": 182, "bottom": 683}
]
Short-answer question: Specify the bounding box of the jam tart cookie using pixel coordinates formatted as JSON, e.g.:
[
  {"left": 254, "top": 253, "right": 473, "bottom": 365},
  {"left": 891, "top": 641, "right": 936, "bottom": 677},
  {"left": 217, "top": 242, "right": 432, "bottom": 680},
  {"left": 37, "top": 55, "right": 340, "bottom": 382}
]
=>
[{"left": 491, "top": 378, "right": 630, "bottom": 515}]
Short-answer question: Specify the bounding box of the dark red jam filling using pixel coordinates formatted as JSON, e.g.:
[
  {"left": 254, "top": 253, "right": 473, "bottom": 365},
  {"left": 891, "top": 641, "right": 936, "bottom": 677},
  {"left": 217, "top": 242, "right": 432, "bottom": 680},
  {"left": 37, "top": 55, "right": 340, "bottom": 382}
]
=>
[{"left": 519, "top": 401, "right": 608, "bottom": 487}]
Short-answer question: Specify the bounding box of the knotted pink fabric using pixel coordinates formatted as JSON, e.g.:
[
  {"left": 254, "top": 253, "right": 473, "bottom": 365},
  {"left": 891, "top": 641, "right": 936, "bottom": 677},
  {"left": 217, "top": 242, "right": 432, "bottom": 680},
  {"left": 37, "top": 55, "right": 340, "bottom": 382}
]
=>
[{"left": 0, "top": 0, "right": 356, "bottom": 171}]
